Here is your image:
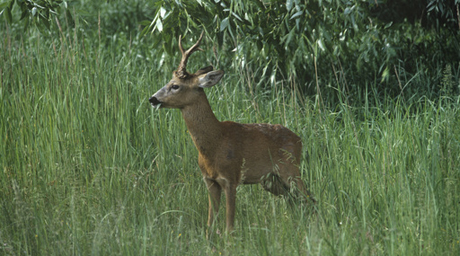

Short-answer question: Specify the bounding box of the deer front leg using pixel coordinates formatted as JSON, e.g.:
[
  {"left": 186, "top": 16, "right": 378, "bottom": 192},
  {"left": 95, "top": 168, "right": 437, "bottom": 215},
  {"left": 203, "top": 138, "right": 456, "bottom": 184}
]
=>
[
  {"left": 204, "top": 178, "right": 222, "bottom": 227},
  {"left": 223, "top": 182, "right": 237, "bottom": 232}
]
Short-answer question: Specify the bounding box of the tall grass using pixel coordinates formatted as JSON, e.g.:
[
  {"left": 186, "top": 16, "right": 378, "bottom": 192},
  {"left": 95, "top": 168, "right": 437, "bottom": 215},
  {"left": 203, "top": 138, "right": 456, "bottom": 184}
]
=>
[{"left": 1, "top": 25, "right": 459, "bottom": 255}]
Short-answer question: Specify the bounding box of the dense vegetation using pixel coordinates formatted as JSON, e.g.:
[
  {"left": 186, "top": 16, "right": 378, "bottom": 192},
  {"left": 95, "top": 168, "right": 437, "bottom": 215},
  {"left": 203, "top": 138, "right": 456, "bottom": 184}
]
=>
[
  {"left": 3, "top": 0, "right": 460, "bottom": 103},
  {"left": 1, "top": 0, "right": 459, "bottom": 255}
]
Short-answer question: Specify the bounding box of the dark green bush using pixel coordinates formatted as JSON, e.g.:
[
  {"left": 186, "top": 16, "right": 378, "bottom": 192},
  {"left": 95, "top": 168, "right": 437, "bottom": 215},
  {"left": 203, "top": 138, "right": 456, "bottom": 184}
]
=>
[
  {"left": 140, "top": 0, "right": 459, "bottom": 106},
  {"left": 2, "top": 0, "right": 459, "bottom": 106}
]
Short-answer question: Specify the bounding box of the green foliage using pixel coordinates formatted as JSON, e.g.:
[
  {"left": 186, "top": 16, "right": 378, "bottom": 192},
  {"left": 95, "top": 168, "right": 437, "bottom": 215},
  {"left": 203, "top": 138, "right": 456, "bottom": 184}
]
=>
[
  {"left": 1, "top": 1, "right": 460, "bottom": 255},
  {"left": 0, "top": 0, "right": 73, "bottom": 32},
  {"left": 79, "top": 0, "right": 155, "bottom": 38},
  {"left": 2, "top": 0, "right": 459, "bottom": 104},
  {"left": 142, "top": 0, "right": 459, "bottom": 105},
  {"left": 426, "top": 0, "right": 460, "bottom": 29},
  {"left": 2, "top": 11, "right": 460, "bottom": 254}
]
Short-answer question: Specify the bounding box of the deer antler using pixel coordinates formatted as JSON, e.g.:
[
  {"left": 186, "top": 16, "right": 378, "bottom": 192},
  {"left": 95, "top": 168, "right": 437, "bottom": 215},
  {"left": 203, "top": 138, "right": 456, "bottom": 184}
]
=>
[{"left": 175, "top": 31, "right": 205, "bottom": 79}]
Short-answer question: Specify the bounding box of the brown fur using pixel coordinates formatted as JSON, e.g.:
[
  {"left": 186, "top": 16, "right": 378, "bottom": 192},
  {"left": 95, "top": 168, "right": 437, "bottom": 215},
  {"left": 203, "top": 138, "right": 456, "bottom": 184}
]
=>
[{"left": 149, "top": 34, "right": 314, "bottom": 233}]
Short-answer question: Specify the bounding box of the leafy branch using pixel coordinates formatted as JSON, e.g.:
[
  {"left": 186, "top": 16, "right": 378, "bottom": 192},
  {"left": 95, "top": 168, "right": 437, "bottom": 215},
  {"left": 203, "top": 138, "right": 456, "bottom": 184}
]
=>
[{"left": 0, "top": 0, "right": 72, "bottom": 32}]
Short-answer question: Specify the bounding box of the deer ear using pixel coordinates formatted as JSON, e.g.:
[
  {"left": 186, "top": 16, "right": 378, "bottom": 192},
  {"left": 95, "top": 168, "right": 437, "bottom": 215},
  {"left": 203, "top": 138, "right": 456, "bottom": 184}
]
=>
[
  {"left": 195, "top": 66, "right": 214, "bottom": 76},
  {"left": 198, "top": 70, "right": 224, "bottom": 88}
]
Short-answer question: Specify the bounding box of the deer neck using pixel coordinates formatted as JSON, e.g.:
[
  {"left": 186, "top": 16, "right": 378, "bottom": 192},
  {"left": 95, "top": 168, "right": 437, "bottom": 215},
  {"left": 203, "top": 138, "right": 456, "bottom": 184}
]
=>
[{"left": 180, "top": 92, "right": 221, "bottom": 156}]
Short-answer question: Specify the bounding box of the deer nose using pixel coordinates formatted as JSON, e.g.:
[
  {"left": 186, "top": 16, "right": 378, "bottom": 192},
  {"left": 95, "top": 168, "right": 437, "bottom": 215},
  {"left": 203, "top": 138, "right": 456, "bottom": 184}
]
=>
[{"left": 149, "top": 96, "right": 161, "bottom": 106}]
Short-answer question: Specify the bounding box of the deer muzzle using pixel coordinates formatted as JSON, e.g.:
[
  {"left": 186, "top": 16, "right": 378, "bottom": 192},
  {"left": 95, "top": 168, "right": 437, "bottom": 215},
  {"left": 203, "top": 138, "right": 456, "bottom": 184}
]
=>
[{"left": 149, "top": 96, "right": 162, "bottom": 108}]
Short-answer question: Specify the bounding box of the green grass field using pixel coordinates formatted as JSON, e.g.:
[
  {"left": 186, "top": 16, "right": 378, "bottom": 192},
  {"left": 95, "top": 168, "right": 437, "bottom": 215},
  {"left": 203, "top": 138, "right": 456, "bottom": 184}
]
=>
[{"left": 1, "top": 27, "right": 459, "bottom": 255}]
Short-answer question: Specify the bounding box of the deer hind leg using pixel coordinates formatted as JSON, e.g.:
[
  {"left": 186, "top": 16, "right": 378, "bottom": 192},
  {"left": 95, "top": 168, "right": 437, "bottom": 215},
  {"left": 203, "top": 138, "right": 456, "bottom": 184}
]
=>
[{"left": 204, "top": 178, "right": 222, "bottom": 228}]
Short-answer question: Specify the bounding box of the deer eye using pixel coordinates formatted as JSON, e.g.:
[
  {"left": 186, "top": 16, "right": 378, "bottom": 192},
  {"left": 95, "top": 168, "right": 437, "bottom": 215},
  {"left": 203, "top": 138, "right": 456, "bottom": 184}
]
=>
[{"left": 171, "top": 85, "right": 180, "bottom": 90}]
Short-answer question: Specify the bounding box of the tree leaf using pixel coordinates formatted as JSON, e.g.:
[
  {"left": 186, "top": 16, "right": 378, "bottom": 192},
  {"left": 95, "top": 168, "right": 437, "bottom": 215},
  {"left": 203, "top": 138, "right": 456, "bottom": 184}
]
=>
[
  {"left": 220, "top": 17, "right": 229, "bottom": 32},
  {"left": 160, "top": 7, "right": 166, "bottom": 18},
  {"left": 290, "top": 10, "right": 303, "bottom": 20},
  {"left": 286, "top": 0, "right": 293, "bottom": 12},
  {"left": 20, "top": 7, "right": 28, "bottom": 20},
  {"left": 155, "top": 17, "right": 163, "bottom": 32},
  {"left": 8, "top": 0, "right": 14, "bottom": 10},
  {"left": 140, "top": 25, "right": 150, "bottom": 38},
  {"left": 23, "top": 15, "right": 29, "bottom": 32},
  {"left": 5, "top": 7, "right": 12, "bottom": 24},
  {"left": 381, "top": 66, "right": 390, "bottom": 83},
  {"left": 139, "top": 20, "right": 151, "bottom": 26},
  {"left": 0, "top": 1, "right": 10, "bottom": 9}
]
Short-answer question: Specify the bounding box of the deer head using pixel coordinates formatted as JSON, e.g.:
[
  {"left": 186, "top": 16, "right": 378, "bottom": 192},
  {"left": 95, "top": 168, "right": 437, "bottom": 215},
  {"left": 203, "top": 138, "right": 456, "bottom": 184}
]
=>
[{"left": 149, "top": 31, "right": 224, "bottom": 109}]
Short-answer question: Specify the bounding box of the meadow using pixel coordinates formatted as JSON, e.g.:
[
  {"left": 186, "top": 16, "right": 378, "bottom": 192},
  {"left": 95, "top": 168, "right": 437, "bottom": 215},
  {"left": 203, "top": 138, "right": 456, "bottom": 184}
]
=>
[{"left": 1, "top": 19, "right": 460, "bottom": 256}]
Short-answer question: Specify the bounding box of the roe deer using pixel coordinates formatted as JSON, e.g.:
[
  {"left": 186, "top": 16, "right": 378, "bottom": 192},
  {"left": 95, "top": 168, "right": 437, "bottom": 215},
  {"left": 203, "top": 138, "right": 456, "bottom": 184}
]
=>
[{"left": 149, "top": 31, "right": 315, "bottom": 233}]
